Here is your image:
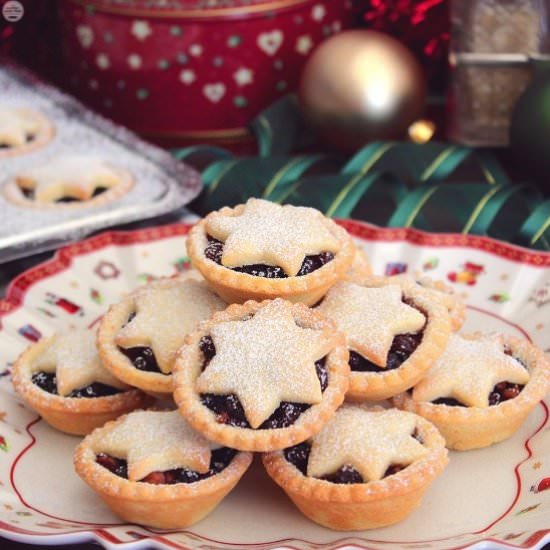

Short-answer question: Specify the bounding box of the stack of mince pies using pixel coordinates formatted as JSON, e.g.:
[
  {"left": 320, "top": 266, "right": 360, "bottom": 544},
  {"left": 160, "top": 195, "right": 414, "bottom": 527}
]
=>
[{"left": 12, "top": 198, "right": 550, "bottom": 531}]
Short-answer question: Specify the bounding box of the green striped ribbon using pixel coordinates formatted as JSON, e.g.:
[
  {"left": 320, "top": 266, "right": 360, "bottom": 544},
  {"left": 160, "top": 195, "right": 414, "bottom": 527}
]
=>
[{"left": 172, "top": 96, "right": 549, "bottom": 251}]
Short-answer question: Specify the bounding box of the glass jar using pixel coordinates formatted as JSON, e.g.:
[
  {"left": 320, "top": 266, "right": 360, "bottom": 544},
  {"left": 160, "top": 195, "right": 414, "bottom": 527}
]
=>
[{"left": 448, "top": 0, "right": 550, "bottom": 146}]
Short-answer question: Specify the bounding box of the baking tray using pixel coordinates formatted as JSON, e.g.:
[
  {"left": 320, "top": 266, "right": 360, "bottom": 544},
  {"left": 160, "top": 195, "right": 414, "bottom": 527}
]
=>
[{"left": 0, "top": 61, "right": 202, "bottom": 263}]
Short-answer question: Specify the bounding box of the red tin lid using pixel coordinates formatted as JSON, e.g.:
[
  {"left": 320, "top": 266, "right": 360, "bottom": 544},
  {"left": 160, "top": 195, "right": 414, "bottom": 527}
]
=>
[{"left": 66, "top": 0, "right": 313, "bottom": 18}]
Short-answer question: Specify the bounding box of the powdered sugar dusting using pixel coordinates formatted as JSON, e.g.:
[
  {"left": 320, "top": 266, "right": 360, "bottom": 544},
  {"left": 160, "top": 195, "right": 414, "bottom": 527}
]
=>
[
  {"left": 195, "top": 299, "right": 336, "bottom": 429},
  {"left": 206, "top": 198, "right": 341, "bottom": 276},
  {"left": 317, "top": 282, "right": 425, "bottom": 367},
  {"left": 413, "top": 333, "right": 531, "bottom": 407},
  {"left": 16, "top": 155, "right": 122, "bottom": 202},
  {"left": 0, "top": 107, "right": 40, "bottom": 146},
  {"left": 115, "top": 279, "right": 226, "bottom": 373},
  {"left": 32, "top": 329, "right": 127, "bottom": 396},
  {"left": 95, "top": 410, "right": 217, "bottom": 481},
  {"left": 307, "top": 405, "right": 428, "bottom": 481}
]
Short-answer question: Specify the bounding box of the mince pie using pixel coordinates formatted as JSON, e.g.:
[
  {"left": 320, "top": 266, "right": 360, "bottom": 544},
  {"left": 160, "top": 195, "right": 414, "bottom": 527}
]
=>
[
  {"left": 316, "top": 276, "right": 451, "bottom": 401},
  {"left": 186, "top": 198, "right": 355, "bottom": 305},
  {"left": 3, "top": 154, "right": 133, "bottom": 207},
  {"left": 393, "top": 333, "right": 550, "bottom": 450},
  {"left": 0, "top": 106, "right": 54, "bottom": 158},
  {"left": 97, "top": 277, "right": 226, "bottom": 395},
  {"left": 11, "top": 329, "right": 150, "bottom": 435},
  {"left": 74, "top": 409, "right": 252, "bottom": 528},
  {"left": 262, "top": 405, "right": 448, "bottom": 530},
  {"left": 172, "top": 298, "right": 350, "bottom": 452},
  {"left": 391, "top": 273, "right": 465, "bottom": 330}
]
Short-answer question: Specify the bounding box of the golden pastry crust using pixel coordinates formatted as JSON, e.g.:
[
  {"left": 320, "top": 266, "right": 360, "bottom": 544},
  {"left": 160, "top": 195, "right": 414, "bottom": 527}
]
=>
[
  {"left": 12, "top": 337, "right": 151, "bottom": 435},
  {"left": 328, "top": 276, "right": 452, "bottom": 402},
  {"left": 0, "top": 108, "right": 54, "bottom": 159},
  {"left": 74, "top": 411, "right": 253, "bottom": 528},
  {"left": 393, "top": 334, "right": 550, "bottom": 450},
  {"left": 172, "top": 299, "right": 350, "bottom": 452},
  {"left": 346, "top": 245, "right": 372, "bottom": 282},
  {"left": 262, "top": 408, "right": 448, "bottom": 531},
  {"left": 3, "top": 161, "right": 133, "bottom": 210},
  {"left": 186, "top": 201, "right": 355, "bottom": 305},
  {"left": 391, "top": 273, "right": 466, "bottom": 331},
  {"left": 97, "top": 277, "right": 226, "bottom": 395}
]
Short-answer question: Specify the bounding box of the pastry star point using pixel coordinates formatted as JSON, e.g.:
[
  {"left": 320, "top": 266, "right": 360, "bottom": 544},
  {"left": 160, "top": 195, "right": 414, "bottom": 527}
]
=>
[
  {"left": 115, "top": 279, "right": 226, "bottom": 374},
  {"left": 206, "top": 198, "right": 341, "bottom": 276},
  {"left": 16, "top": 155, "right": 121, "bottom": 203},
  {"left": 0, "top": 108, "right": 39, "bottom": 147},
  {"left": 33, "top": 329, "right": 126, "bottom": 396},
  {"left": 196, "top": 299, "right": 335, "bottom": 428},
  {"left": 317, "top": 282, "right": 426, "bottom": 367},
  {"left": 307, "top": 406, "right": 428, "bottom": 481},
  {"left": 413, "top": 334, "right": 531, "bottom": 407},
  {"left": 97, "top": 410, "right": 212, "bottom": 481}
]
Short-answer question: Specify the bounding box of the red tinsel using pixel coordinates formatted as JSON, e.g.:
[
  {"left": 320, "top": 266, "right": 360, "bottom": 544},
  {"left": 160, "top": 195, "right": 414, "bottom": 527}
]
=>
[{"left": 363, "top": 0, "right": 450, "bottom": 91}]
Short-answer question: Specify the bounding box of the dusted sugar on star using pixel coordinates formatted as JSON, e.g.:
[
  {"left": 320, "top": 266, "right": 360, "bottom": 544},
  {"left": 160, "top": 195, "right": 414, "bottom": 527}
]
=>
[
  {"left": 115, "top": 279, "right": 226, "bottom": 374},
  {"left": 412, "top": 333, "right": 531, "bottom": 407},
  {"left": 317, "top": 282, "right": 426, "bottom": 367},
  {"left": 32, "top": 329, "right": 127, "bottom": 397},
  {"left": 94, "top": 410, "right": 213, "bottom": 481},
  {"left": 15, "top": 155, "right": 122, "bottom": 202},
  {"left": 0, "top": 108, "right": 39, "bottom": 147},
  {"left": 206, "top": 198, "right": 341, "bottom": 276},
  {"left": 307, "top": 405, "right": 428, "bottom": 481},
  {"left": 195, "top": 299, "right": 339, "bottom": 428}
]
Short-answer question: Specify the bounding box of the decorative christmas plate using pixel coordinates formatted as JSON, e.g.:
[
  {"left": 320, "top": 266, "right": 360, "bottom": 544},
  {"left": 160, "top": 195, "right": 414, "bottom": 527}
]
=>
[{"left": 0, "top": 221, "right": 549, "bottom": 550}]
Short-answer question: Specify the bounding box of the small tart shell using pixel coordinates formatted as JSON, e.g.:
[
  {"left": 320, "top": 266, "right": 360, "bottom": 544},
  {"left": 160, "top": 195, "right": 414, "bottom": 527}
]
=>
[
  {"left": 0, "top": 108, "right": 54, "bottom": 159},
  {"left": 11, "top": 338, "right": 152, "bottom": 436},
  {"left": 391, "top": 274, "right": 466, "bottom": 331},
  {"left": 74, "top": 412, "right": 253, "bottom": 528},
  {"left": 393, "top": 334, "right": 550, "bottom": 450},
  {"left": 262, "top": 412, "right": 448, "bottom": 531},
  {"left": 186, "top": 204, "right": 355, "bottom": 306},
  {"left": 3, "top": 165, "right": 134, "bottom": 209},
  {"left": 173, "top": 300, "right": 350, "bottom": 452},
  {"left": 344, "top": 276, "right": 452, "bottom": 402}
]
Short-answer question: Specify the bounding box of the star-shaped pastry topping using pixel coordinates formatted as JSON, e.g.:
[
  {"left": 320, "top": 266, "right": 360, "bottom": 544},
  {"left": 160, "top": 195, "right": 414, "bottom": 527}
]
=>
[
  {"left": 317, "top": 282, "right": 426, "bottom": 367},
  {"left": 412, "top": 334, "right": 530, "bottom": 407},
  {"left": 116, "top": 279, "right": 226, "bottom": 374},
  {"left": 95, "top": 410, "right": 214, "bottom": 481},
  {"left": 307, "top": 405, "right": 428, "bottom": 481},
  {"left": 0, "top": 108, "right": 40, "bottom": 147},
  {"left": 196, "top": 299, "right": 338, "bottom": 428},
  {"left": 32, "top": 329, "right": 127, "bottom": 397},
  {"left": 206, "top": 198, "right": 341, "bottom": 277},
  {"left": 16, "top": 155, "right": 122, "bottom": 202}
]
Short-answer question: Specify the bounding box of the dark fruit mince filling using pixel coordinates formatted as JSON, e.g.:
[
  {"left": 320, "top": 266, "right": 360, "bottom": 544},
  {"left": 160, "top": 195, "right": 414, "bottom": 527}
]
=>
[
  {"left": 432, "top": 382, "right": 525, "bottom": 407},
  {"left": 432, "top": 349, "right": 527, "bottom": 407},
  {"left": 32, "top": 371, "right": 121, "bottom": 398},
  {"left": 119, "top": 346, "right": 167, "bottom": 375},
  {"left": 20, "top": 185, "right": 108, "bottom": 203},
  {"left": 96, "top": 447, "right": 237, "bottom": 484},
  {"left": 284, "top": 442, "right": 413, "bottom": 483},
  {"left": 198, "top": 335, "right": 328, "bottom": 429},
  {"left": 118, "top": 312, "right": 167, "bottom": 375},
  {"left": 204, "top": 236, "right": 334, "bottom": 278},
  {"left": 0, "top": 134, "right": 34, "bottom": 149},
  {"left": 347, "top": 298, "right": 426, "bottom": 373}
]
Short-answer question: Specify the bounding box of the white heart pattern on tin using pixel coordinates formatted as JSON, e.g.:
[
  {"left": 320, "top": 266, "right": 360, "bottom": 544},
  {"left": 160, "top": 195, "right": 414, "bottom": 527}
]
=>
[
  {"left": 203, "top": 83, "right": 226, "bottom": 103},
  {"left": 257, "top": 30, "right": 284, "bottom": 56},
  {"left": 76, "top": 25, "right": 94, "bottom": 49}
]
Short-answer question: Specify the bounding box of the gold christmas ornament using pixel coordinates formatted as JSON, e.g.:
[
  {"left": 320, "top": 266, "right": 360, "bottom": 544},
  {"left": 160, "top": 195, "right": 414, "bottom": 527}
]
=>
[{"left": 299, "top": 30, "right": 427, "bottom": 152}]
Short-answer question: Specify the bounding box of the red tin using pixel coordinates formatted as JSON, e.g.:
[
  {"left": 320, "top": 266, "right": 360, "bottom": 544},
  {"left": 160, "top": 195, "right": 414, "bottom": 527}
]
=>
[{"left": 58, "top": 0, "right": 354, "bottom": 149}]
